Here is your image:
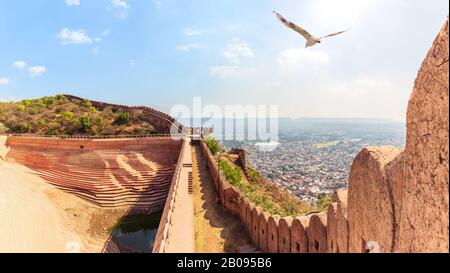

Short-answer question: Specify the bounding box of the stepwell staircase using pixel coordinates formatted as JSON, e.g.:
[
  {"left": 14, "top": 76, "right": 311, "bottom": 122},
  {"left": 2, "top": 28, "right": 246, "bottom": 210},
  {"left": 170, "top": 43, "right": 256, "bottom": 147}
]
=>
[{"left": 7, "top": 147, "right": 179, "bottom": 210}]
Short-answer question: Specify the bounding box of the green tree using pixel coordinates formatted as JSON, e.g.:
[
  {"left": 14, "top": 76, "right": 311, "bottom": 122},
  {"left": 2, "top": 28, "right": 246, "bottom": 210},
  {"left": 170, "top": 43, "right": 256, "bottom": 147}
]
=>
[
  {"left": 37, "top": 119, "right": 46, "bottom": 128},
  {"left": 219, "top": 159, "right": 242, "bottom": 185},
  {"left": 22, "top": 99, "right": 32, "bottom": 106},
  {"left": 61, "top": 111, "right": 74, "bottom": 121},
  {"left": 55, "top": 94, "right": 66, "bottom": 101},
  {"left": 247, "top": 168, "right": 260, "bottom": 182},
  {"left": 42, "top": 96, "right": 54, "bottom": 107},
  {"left": 79, "top": 116, "right": 92, "bottom": 132},
  {"left": 115, "top": 112, "right": 131, "bottom": 125},
  {"left": 205, "top": 136, "right": 221, "bottom": 155},
  {"left": 316, "top": 193, "right": 332, "bottom": 211}
]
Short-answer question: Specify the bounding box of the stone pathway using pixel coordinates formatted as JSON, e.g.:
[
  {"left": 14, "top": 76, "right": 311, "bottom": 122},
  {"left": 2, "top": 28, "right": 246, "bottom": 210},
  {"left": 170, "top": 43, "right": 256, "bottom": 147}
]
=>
[
  {"left": 191, "top": 144, "right": 255, "bottom": 253},
  {"left": 164, "top": 139, "right": 195, "bottom": 253}
]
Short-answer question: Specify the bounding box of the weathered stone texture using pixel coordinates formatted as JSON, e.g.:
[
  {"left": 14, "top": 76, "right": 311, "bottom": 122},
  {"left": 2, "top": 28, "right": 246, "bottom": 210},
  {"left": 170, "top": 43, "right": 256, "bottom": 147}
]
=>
[
  {"left": 251, "top": 206, "right": 260, "bottom": 246},
  {"left": 307, "top": 213, "right": 328, "bottom": 253},
  {"left": 278, "top": 217, "right": 293, "bottom": 253},
  {"left": 332, "top": 189, "right": 348, "bottom": 203},
  {"left": 327, "top": 203, "right": 338, "bottom": 253},
  {"left": 258, "top": 212, "right": 270, "bottom": 252},
  {"left": 224, "top": 186, "right": 240, "bottom": 216},
  {"left": 290, "top": 216, "right": 309, "bottom": 253},
  {"left": 267, "top": 215, "right": 280, "bottom": 253},
  {"left": 385, "top": 151, "right": 405, "bottom": 247},
  {"left": 347, "top": 146, "right": 401, "bottom": 253},
  {"left": 396, "top": 18, "right": 449, "bottom": 253},
  {"left": 335, "top": 190, "right": 349, "bottom": 253},
  {"left": 240, "top": 198, "right": 249, "bottom": 226}
]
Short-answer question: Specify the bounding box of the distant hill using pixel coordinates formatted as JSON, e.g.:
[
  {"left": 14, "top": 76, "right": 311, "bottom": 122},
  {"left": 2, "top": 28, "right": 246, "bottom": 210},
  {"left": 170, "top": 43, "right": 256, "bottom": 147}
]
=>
[{"left": 0, "top": 94, "right": 176, "bottom": 136}]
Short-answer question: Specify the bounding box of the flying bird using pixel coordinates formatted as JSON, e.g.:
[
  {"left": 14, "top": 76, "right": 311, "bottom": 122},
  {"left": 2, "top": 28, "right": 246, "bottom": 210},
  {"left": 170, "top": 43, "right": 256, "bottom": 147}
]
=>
[{"left": 273, "top": 11, "right": 349, "bottom": 48}]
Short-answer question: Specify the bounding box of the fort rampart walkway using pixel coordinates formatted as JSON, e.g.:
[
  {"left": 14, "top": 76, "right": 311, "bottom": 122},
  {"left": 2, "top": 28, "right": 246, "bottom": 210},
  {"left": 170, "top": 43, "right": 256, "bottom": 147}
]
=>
[{"left": 152, "top": 138, "right": 195, "bottom": 252}]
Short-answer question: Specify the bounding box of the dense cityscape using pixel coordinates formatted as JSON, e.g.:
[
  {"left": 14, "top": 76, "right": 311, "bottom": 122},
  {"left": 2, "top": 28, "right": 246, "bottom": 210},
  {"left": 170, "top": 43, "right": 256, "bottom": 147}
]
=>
[{"left": 221, "top": 118, "right": 406, "bottom": 203}]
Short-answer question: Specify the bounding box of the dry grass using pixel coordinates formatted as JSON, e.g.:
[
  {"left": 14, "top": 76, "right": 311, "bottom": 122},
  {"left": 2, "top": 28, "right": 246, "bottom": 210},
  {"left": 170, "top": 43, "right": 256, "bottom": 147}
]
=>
[
  {"left": 222, "top": 154, "right": 315, "bottom": 217},
  {"left": 0, "top": 95, "right": 158, "bottom": 136}
]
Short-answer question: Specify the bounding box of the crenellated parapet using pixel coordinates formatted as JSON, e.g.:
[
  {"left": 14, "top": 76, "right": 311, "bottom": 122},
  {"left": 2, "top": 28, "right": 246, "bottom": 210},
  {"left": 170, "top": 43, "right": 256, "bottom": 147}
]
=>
[
  {"left": 199, "top": 17, "right": 448, "bottom": 253},
  {"left": 63, "top": 94, "right": 179, "bottom": 134}
]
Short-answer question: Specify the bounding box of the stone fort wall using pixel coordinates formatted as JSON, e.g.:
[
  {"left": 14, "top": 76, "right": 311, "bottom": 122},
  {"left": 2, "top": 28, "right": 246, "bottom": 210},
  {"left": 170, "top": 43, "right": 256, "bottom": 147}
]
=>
[
  {"left": 200, "top": 18, "right": 449, "bottom": 253},
  {"left": 63, "top": 94, "right": 179, "bottom": 134}
]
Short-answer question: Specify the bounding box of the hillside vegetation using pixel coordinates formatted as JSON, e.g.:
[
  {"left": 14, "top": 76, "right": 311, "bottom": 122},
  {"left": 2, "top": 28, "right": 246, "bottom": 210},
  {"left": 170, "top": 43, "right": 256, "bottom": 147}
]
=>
[
  {"left": 0, "top": 95, "right": 160, "bottom": 136},
  {"left": 205, "top": 136, "right": 315, "bottom": 217}
]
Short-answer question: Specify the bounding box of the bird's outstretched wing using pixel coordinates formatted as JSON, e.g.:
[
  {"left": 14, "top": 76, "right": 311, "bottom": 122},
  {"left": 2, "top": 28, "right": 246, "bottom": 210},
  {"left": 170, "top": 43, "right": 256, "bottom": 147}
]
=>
[
  {"left": 273, "top": 11, "right": 312, "bottom": 40},
  {"left": 320, "top": 28, "right": 350, "bottom": 39}
]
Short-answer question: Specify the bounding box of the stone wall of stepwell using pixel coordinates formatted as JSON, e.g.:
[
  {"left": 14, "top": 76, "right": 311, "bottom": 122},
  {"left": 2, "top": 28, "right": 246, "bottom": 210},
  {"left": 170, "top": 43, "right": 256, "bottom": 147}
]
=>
[
  {"left": 200, "top": 18, "right": 449, "bottom": 253},
  {"left": 3, "top": 135, "right": 183, "bottom": 212}
]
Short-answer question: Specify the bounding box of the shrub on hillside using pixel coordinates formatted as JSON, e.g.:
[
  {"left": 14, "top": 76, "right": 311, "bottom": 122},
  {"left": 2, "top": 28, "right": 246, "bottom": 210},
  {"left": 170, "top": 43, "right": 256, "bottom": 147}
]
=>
[
  {"left": 82, "top": 99, "right": 92, "bottom": 107},
  {"left": 61, "top": 111, "right": 74, "bottom": 121},
  {"left": 79, "top": 115, "right": 92, "bottom": 132},
  {"left": 55, "top": 94, "right": 66, "bottom": 101},
  {"left": 22, "top": 100, "right": 32, "bottom": 106},
  {"left": 42, "top": 96, "right": 54, "bottom": 107},
  {"left": 115, "top": 112, "right": 131, "bottom": 125},
  {"left": 219, "top": 159, "right": 242, "bottom": 185},
  {"left": 37, "top": 119, "right": 46, "bottom": 128},
  {"left": 46, "top": 129, "right": 57, "bottom": 136},
  {"left": 14, "top": 123, "right": 32, "bottom": 133},
  {"left": 0, "top": 95, "right": 164, "bottom": 136},
  {"left": 247, "top": 167, "right": 260, "bottom": 182},
  {"left": 0, "top": 122, "right": 9, "bottom": 134},
  {"left": 316, "top": 193, "right": 332, "bottom": 211},
  {"left": 205, "top": 136, "right": 221, "bottom": 155}
]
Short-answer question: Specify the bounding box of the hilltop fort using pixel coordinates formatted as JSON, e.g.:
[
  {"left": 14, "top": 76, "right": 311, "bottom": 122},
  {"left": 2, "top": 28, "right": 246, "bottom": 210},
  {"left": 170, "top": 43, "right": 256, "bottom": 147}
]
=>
[{"left": 0, "top": 18, "right": 448, "bottom": 253}]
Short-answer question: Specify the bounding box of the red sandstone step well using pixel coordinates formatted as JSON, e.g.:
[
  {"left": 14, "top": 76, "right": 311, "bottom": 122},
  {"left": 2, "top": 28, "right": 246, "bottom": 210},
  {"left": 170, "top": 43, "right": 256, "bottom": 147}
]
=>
[{"left": 6, "top": 137, "right": 183, "bottom": 208}]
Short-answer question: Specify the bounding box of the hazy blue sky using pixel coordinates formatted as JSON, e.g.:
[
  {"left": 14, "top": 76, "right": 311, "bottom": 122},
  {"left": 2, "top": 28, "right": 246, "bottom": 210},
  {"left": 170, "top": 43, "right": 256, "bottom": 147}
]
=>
[{"left": 0, "top": 0, "right": 448, "bottom": 120}]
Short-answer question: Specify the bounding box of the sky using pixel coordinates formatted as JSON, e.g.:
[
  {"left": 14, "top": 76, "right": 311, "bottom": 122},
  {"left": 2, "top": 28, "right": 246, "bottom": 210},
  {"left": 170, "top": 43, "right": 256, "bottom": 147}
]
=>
[{"left": 0, "top": 0, "right": 448, "bottom": 121}]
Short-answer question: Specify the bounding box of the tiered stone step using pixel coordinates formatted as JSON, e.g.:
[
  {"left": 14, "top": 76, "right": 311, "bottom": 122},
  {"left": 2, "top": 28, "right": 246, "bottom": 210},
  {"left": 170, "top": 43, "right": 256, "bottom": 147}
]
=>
[{"left": 8, "top": 147, "right": 179, "bottom": 208}]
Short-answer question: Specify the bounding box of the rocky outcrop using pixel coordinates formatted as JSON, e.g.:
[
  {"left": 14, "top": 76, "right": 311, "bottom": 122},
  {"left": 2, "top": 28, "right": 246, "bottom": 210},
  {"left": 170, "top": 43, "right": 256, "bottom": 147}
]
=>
[
  {"left": 346, "top": 18, "right": 449, "bottom": 253},
  {"left": 395, "top": 17, "right": 449, "bottom": 252},
  {"left": 334, "top": 190, "right": 349, "bottom": 253},
  {"left": 347, "top": 146, "right": 401, "bottom": 252}
]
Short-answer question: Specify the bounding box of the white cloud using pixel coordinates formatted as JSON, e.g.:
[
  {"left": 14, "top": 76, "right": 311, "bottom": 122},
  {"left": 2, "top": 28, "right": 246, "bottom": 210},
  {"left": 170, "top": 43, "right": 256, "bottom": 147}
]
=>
[
  {"left": 184, "top": 28, "right": 201, "bottom": 37},
  {"left": 108, "top": 0, "right": 130, "bottom": 18},
  {"left": 209, "top": 66, "right": 240, "bottom": 79},
  {"left": 153, "top": 0, "right": 167, "bottom": 7},
  {"left": 57, "top": 28, "right": 92, "bottom": 45},
  {"left": 13, "top": 61, "right": 27, "bottom": 69},
  {"left": 176, "top": 43, "right": 207, "bottom": 52},
  {"left": 277, "top": 48, "right": 330, "bottom": 65},
  {"left": 222, "top": 38, "right": 254, "bottom": 64},
  {"left": 101, "top": 29, "right": 110, "bottom": 36},
  {"left": 65, "top": 0, "right": 80, "bottom": 6},
  {"left": 29, "top": 66, "right": 47, "bottom": 77},
  {"left": 0, "top": 78, "right": 10, "bottom": 86},
  {"left": 111, "top": 0, "right": 129, "bottom": 9}
]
